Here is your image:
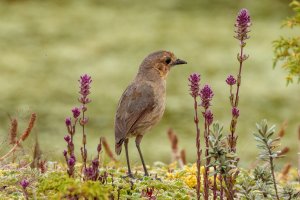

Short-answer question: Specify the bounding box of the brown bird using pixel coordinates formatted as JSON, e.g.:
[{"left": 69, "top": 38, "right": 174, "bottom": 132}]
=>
[{"left": 114, "top": 50, "right": 187, "bottom": 177}]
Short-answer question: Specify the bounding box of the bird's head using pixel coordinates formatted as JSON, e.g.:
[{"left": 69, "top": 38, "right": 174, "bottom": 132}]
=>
[{"left": 138, "top": 50, "right": 187, "bottom": 80}]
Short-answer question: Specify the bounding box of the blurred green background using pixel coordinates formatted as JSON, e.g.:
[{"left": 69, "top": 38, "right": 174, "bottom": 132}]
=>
[{"left": 0, "top": 0, "right": 299, "bottom": 168}]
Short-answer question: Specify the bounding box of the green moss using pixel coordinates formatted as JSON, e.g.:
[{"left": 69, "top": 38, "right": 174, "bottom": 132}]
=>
[
  {"left": 37, "top": 172, "right": 73, "bottom": 194},
  {"left": 37, "top": 172, "right": 113, "bottom": 199},
  {"left": 1, "top": 158, "right": 299, "bottom": 199}
]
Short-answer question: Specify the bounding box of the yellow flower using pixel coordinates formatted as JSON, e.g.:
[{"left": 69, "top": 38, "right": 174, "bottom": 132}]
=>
[
  {"left": 201, "top": 166, "right": 205, "bottom": 175},
  {"left": 183, "top": 174, "right": 197, "bottom": 188},
  {"left": 184, "top": 164, "right": 205, "bottom": 175},
  {"left": 185, "top": 165, "right": 195, "bottom": 174},
  {"left": 174, "top": 172, "right": 181, "bottom": 178},
  {"left": 166, "top": 172, "right": 175, "bottom": 179},
  {"left": 168, "top": 161, "right": 177, "bottom": 169}
]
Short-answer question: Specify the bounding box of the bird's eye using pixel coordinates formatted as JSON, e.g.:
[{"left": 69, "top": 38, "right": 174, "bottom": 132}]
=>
[{"left": 165, "top": 57, "right": 172, "bottom": 65}]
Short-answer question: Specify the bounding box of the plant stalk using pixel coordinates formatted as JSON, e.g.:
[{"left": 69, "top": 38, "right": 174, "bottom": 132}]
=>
[
  {"left": 204, "top": 108, "right": 211, "bottom": 200},
  {"left": 220, "top": 174, "right": 224, "bottom": 200},
  {"left": 82, "top": 110, "right": 87, "bottom": 170},
  {"left": 213, "top": 166, "right": 217, "bottom": 200},
  {"left": 193, "top": 97, "right": 202, "bottom": 200},
  {"left": 269, "top": 151, "right": 280, "bottom": 200}
]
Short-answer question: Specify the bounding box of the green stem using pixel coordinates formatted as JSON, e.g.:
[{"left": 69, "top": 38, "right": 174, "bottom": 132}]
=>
[{"left": 269, "top": 154, "right": 280, "bottom": 200}]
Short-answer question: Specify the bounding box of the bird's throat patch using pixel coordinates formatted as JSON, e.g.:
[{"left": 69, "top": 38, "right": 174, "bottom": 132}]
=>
[{"left": 155, "top": 64, "right": 169, "bottom": 79}]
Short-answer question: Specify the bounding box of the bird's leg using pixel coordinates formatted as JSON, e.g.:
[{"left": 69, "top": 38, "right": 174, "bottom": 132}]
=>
[
  {"left": 124, "top": 138, "right": 134, "bottom": 178},
  {"left": 135, "top": 135, "right": 149, "bottom": 176}
]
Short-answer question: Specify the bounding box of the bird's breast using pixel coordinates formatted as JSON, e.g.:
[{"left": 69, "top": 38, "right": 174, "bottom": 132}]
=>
[{"left": 151, "top": 81, "right": 167, "bottom": 120}]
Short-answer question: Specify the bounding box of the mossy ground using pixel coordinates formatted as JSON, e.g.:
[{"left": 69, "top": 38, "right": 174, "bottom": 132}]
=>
[{"left": 0, "top": 159, "right": 299, "bottom": 199}]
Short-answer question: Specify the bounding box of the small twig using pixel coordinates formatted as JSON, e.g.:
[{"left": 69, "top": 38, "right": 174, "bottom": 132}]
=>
[
  {"left": 9, "top": 117, "right": 18, "bottom": 163},
  {"left": 277, "top": 147, "right": 290, "bottom": 157},
  {"left": 101, "top": 137, "right": 117, "bottom": 162},
  {"left": 21, "top": 113, "right": 36, "bottom": 141},
  {"left": 180, "top": 149, "right": 186, "bottom": 165},
  {"left": 277, "top": 121, "right": 288, "bottom": 138},
  {"left": 9, "top": 118, "right": 18, "bottom": 145},
  {"left": 280, "top": 163, "right": 291, "bottom": 181},
  {"left": 167, "top": 128, "right": 184, "bottom": 168},
  {"left": 30, "top": 134, "right": 42, "bottom": 169},
  {"left": 0, "top": 113, "right": 36, "bottom": 162}
]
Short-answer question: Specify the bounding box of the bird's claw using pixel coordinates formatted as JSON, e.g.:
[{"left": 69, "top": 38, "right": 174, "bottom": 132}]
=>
[
  {"left": 138, "top": 174, "right": 162, "bottom": 181},
  {"left": 122, "top": 174, "right": 135, "bottom": 179}
]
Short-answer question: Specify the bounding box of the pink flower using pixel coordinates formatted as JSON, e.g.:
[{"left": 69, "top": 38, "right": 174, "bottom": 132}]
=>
[
  {"left": 234, "top": 9, "right": 251, "bottom": 43},
  {"left": 200, "top": 85, "right": 214, "bottom": 109},
  {"left": 72, "top": 107, "right": 81, "bottom": 118},
  {"left": 78, "top": 74, "right": 92, "bottom": 104},
  {"left": 232, "top": 107, "right": 240, "bottom": 118},
  {"left": 188, "top": 73, "right": 201, "bottom": 98},
  {"left": 226, "top": 75, "right": 237, "bottom": 86}
]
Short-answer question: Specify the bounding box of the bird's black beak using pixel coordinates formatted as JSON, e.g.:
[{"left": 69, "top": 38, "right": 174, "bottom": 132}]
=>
[{"left": 173, "top": 58, "right": 187, "bottom": 66}]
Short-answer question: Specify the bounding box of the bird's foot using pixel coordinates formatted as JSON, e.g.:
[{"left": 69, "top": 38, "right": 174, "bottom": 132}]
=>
[
  {"left": 139, "top": 174, "right": 161, "bottom": 181},
  {"left": 122, "top": 173, "right": 135, "bottom": 179},
  {"left": 153, "top": 174, "right": 162, "bottom": 181},
  {"left": 149, "top": 174, "right": 161, "bottom": 181}
]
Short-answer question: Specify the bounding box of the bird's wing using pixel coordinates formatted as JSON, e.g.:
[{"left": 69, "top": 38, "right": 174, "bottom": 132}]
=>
[{"left": 114, "top": 82, "right": 155, "bottom": 145}]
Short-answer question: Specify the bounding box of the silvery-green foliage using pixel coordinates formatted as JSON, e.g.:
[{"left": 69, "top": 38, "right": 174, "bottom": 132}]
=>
[
  {"left": 253, "top": 119, "right": 281, "bottom": 161},
  {"left": 253, "top": 166, "right": 273, "bottom": 185}
]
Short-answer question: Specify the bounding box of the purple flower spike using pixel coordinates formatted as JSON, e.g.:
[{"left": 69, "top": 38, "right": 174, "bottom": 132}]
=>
[
  {"left": 92, "top": 158, "right": 99, "bottom": 168},
  {"left": 188, "top": 73, "right": 201, "bottom": 98},
  {"left": 64, "top": 135, "right": 71, "bottom": 143},
  {"left": 72, "top": 107, "right": 81, "bottom": 118},
  {"left": 235, "top": 8, "right": 251, "bottom": 42},
  {"left": 236, "top": 9, "right": 251, "bottom": 27},
  {"left": 80, "top": 117, "right": 89, "bottom": 126},
  {"left": 232, "top": 107, "right": 240, "bottom": 118},
  {"left": 84, "top": 167, "right": 94, "bottom": 178},
  {"left": 204, "top": 109, "right": 214, "bottom": 125},
  {"left": 97, "top": 142, "right": 102, "bottom": 153},
  {"left": 79, "top": 74, "right": 92, "bottom": 104},
  {"left": 20, "top": 179, "right": 29, "bottom": 189},
  {"left": 200, "top": 85, "right": 214, "bottom": 101},
  {"left": 226, "top": 75, "right": 237, "bottom": 86},
  {"left": 68, "top": 156, "right": 76, "bottom": 166},
  {"left": 65, "top": 118, "right": 71, "bottom": 126},
  {"left": 200, "top": 85, "right": 214, "bottom": 109},
  {"left": 63, "top": 150, "right": 67, "bottom": 157}
]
